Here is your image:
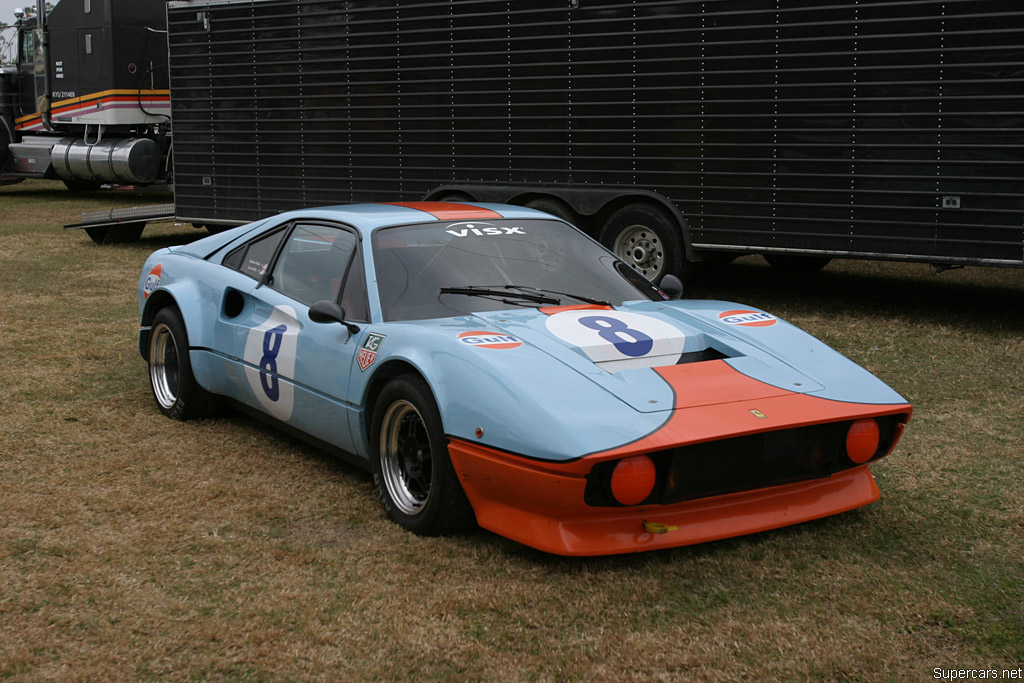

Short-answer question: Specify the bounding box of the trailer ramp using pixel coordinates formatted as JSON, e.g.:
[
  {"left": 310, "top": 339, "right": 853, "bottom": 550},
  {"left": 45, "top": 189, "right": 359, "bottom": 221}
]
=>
[{"left": 64, "top": 203, "right": 175, "bottom": 245}]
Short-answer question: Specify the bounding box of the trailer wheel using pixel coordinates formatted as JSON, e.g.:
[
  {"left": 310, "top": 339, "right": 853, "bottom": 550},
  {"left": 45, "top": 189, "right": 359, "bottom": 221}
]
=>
[
  {"left": 434, "top": 191, "right": 475, "bottom": 203},
  {"left": 524, "top": 197, "right": 581, "bottom": 227},
  {"left": 599, "top": 203, "right": 685, "bottom": 283},
  {"left": 763, "top": 254, "right": 832, "bottom": 272}
]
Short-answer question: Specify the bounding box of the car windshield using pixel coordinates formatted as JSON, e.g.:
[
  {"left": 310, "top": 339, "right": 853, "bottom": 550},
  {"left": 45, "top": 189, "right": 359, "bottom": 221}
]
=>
[{"left": 372, "top": 218, "right": 660, "bottom": 321}]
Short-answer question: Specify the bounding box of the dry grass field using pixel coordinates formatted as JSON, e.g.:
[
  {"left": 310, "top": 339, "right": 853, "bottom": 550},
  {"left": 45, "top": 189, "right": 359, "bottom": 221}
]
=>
[{"left": 1, "top": 179, "right": 1022, "bottom": 680}]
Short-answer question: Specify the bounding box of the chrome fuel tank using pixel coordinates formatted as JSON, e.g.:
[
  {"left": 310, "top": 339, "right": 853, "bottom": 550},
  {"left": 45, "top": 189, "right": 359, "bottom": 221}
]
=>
[{"left": 52, "top": 136, "right": 161, "bottom": 184}]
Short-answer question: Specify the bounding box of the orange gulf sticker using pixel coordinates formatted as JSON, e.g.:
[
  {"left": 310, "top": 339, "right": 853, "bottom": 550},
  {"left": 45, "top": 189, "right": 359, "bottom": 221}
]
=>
[{"left": 143, "top": 264, "right": 162, "bottom": 299}]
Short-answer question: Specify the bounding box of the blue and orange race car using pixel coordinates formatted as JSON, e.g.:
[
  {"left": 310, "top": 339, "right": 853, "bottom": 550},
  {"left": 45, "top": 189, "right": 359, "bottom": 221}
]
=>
[{"left": 137, "top": 202, "right": 911, "bottom": 556}]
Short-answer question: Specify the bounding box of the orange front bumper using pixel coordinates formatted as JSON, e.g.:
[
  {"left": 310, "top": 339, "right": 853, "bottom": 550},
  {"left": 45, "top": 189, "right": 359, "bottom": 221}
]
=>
[{"left": 448, "top": 439, "right": 884, "bottom": 556}]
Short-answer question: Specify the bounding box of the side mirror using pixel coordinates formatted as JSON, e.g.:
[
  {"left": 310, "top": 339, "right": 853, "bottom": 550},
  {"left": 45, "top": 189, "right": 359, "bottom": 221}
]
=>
[
  {"left": 309, "top": 300, "right": 361, "bottom": 334},
  {"left": 659, "top": 274, "right": 684, "bottom": 300}
]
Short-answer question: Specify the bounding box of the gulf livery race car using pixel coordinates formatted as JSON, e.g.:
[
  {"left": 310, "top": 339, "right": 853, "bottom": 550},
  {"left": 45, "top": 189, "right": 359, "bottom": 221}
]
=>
[{"left": 137, "top": 202, "right": 912, "bottom": 556}]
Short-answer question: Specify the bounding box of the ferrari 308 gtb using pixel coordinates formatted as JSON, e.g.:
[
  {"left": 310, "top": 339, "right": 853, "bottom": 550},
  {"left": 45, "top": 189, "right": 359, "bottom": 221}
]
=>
[{"left": 137, "top": 202, "right": 911, "bottom": 556}]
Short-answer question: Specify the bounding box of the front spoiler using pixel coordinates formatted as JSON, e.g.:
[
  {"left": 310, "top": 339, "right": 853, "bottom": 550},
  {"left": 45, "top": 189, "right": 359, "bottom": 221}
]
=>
[{"left": 448, "top": 440, "right": 884, "bottom": 557}]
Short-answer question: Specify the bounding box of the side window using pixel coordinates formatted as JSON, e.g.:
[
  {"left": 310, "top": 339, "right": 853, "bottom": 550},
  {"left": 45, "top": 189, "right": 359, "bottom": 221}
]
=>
[
  {"left": 223, "top": 228, "right": 287, "bottom": 281},
  {"left": 270, "top": 223, "right": 359, "bottom": 307},
  {"left": 20, "top": 31, "right": 35, "bottom": 64}
]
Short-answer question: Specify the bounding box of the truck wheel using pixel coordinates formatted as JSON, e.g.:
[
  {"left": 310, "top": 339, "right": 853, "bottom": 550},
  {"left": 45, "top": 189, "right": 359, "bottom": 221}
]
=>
[
  {"left": 148, "top": 307, "right": 221, "bottom": 420},
  {"left": 763, "top": 254, "right": 832, "bottom": 272},
  {"left": 599, "top": 203, "right": 686, "bottom": 283},
  {"left": 371, "top": 375, "right": 475, "bottom": 536}
]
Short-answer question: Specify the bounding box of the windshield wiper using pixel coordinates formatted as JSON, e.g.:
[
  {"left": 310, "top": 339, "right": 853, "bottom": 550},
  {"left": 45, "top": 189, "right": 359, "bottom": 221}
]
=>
[
  {"left": 440, "top": 286, "right": 561, "bottom": 306},
  {"left": 503, "top": 285, "right": 610, "bottom": 306}
]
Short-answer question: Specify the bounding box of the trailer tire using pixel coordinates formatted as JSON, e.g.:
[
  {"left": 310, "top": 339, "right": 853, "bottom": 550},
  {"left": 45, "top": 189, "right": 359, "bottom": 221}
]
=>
[
  {"left": 434, "top": 191, "right": 475, "bottom": 203},
  {"left": 599, "top": 203, "right": 685, "bottom": 283},
  {"left": 524, "top": 197, "right": 581, "bottom": 227},
  {"left": 763, "top": 254, "right": 832, "bottom": 272}
]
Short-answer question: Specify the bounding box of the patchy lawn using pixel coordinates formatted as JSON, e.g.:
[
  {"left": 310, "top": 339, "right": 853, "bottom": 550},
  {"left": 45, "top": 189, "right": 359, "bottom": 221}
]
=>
[{"left": 1, "top": 180, "right": 1021, "bottom": 680}]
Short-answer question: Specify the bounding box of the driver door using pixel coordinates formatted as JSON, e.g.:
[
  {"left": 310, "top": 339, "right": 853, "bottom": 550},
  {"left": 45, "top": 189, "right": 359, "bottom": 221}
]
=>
[{"left": 216, "top": 221, "right": 369, "bottom": 454}]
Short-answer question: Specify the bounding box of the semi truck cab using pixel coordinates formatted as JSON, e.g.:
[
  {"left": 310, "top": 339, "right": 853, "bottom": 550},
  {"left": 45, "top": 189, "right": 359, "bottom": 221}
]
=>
[{"left": 0, "top": 0, "right": 171, "bottom": 190}]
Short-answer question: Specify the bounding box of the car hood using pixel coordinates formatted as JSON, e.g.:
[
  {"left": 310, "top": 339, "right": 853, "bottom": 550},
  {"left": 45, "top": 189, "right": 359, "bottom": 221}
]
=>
[{"left": 461, "top": 300, "right": 904, "bottom": 413}]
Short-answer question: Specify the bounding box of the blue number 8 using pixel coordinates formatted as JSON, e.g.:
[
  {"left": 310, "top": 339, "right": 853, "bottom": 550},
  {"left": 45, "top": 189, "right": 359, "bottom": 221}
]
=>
[
  {"left": 259, "top": 324, "right": 286, "bottom": 400},
  {"left": 578, "top": 315, "right": 653, "bottom": 357}
]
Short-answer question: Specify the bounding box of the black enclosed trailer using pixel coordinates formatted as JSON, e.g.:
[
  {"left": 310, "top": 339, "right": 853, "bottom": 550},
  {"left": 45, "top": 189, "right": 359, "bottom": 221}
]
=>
[{"left": 166, "top": 0, "right": 1024, "bottom": 279}]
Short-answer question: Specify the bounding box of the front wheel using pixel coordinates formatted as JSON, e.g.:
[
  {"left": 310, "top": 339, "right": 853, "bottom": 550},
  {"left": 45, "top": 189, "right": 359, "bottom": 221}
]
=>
[
  {"left": 148, "top": 307, "right": 221, "bottom": 420},
  {"left": 371, "top": 375, "right": 475, "bottom": 535},
  {"left": 599, "top": 203, "right": 688, "bottom": 283}
]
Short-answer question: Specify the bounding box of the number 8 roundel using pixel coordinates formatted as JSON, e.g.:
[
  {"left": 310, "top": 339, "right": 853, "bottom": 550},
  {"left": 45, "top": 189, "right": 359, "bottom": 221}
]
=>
[
  {"left": 577, "top": 315, "right": 654, "bottom": 357},
  {"left": 545, "top": 309, "right": 685, "bottom": 371},
  {"left": 244, "top": 305, "right": 298, "bottom": 420}
]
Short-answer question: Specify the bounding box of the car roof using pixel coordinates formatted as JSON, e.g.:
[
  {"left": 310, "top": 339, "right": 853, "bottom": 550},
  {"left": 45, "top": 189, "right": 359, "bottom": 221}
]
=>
[
  {"left": 173, "top": 202, "right": 558, "bottom": 260},
  {"left": 273, "top": 202, "right": 551, "bottom": 234}
]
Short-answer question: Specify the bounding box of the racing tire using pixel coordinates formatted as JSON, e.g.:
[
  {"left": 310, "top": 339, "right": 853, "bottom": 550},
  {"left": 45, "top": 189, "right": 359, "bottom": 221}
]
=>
[
  {"left": 148, "top": 307, "right": 221, "bottom": 420},
  {"left": 599, "top": 202, "right": 689, "bottom": 284},
  {"left": 371, "top": 374, "right": 475, "bottom": 536},
  {"left": 763, "top": 253, "right": 832, "bottom": 272}
]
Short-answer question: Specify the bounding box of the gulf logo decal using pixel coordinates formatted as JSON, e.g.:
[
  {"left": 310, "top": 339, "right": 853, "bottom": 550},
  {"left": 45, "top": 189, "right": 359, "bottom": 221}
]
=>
[
  {"left": 718, "top": 309, "right": 777, "bottom": 327},
  {"left": 243, "top": 305, "right": 299, "bottom": 421},
  {"left": 143, "top": 264, "right": 161, "bottom": 299},
  {"left": 458, "top": 330, "right": 522, "bottom": 349},
  {"left": 545, "top": 310, "right": 685, "bottom": 372}
]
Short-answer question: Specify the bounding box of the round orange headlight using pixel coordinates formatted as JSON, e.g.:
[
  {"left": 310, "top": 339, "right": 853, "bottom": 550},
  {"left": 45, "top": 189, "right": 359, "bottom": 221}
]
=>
[
  {"left": 846, "top": 419, "right": 881, "bottom": 464},
  {"left": 610, "top": 455, "right": 657, "bottom": 505}
]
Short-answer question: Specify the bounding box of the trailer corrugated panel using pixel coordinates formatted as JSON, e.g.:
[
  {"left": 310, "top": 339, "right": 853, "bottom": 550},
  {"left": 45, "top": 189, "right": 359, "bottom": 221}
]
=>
[{"left": 167, "top": 0, "right": 1024, "bottom": 266}]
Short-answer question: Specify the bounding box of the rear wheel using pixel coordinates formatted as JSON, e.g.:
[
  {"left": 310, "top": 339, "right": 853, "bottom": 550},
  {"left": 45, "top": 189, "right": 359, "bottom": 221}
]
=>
[
  {"left": 148, "top": 307, "right": 220, "bottom": 420},
  {"left": 599, "top": 203, "right": 687, "bottom": 283},
  {"left": 371, "top": 375, "right": 474, "bottom": 535}
]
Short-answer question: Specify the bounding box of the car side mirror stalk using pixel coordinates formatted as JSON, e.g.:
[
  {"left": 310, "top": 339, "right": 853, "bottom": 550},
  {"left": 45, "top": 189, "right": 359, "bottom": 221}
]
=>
[
  {"left": 309, "top": 300, "right": 361, "bottom": 334},
  {"left": 659, "top": 274, "right": 684, "bottom": 300}
]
